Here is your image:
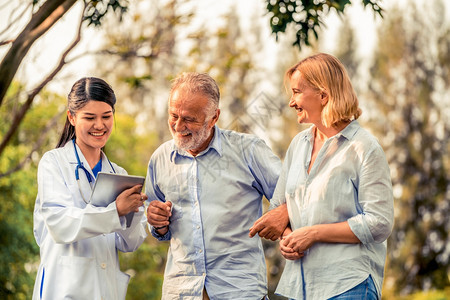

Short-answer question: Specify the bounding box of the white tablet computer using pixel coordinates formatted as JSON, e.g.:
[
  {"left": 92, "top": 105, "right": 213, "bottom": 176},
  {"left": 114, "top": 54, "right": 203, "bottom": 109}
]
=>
[{"left": 90, "top": 172, "right": 145, "bottom": 227}]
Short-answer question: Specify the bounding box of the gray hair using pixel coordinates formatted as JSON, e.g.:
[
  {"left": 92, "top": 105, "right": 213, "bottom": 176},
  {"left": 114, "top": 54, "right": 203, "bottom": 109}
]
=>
[{"left": 169, "top": 72, "right": 220, "bottom": 116}]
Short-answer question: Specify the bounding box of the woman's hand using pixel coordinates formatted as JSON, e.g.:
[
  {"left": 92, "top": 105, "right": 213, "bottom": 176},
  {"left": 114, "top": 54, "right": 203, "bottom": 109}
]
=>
[
  {"left": 115, "top": 185, "right": 147, "bottom": 217},
  {"left": 279, "top": 222, "right": 361, "bottom": 260},
  {"left": 279, "top": 226, "right": 316, "bottom": 260},
  {"left": 283, "top": 226, "right": 317, "bottom": 252},
  {"left": 279, "top": 238, "right": 305, "bottom": 260}
]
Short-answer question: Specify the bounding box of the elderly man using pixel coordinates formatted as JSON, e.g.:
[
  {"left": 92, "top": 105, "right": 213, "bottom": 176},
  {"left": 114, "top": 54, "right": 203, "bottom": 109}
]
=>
[{"left": 145, "top": 72, "right": 287, "bottom": 299}]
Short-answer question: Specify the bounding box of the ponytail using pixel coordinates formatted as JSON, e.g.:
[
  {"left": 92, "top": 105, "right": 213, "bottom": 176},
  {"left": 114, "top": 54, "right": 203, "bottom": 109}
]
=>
[{"left": 56, "top": 117, "right": 75, "bottom": 148}]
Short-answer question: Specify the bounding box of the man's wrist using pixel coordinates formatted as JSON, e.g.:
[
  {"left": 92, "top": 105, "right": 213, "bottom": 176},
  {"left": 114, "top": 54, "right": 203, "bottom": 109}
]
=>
[{"left": 154, "top": 225, "right": 168, "bottom": 230}]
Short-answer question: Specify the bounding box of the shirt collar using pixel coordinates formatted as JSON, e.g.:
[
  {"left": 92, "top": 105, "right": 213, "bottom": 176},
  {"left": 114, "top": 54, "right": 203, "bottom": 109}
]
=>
[
  {"left": 169, "top": 125, "right": 222, "bottom": 162},
  {"left": 335, "top": 120, "right": 360, "bottom": 140},
  {"left": 303, "top": 120, "right": 360, "bottom": 142}
]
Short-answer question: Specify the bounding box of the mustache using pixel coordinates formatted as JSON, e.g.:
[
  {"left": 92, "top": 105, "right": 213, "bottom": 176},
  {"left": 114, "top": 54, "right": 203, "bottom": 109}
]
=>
[{"left": 171, "top": 126, "right": 192, "bottom": 136}]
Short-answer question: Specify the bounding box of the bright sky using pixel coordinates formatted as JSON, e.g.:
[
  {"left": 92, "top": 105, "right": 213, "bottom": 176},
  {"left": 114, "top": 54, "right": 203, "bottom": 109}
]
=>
[{"left": 0, "top": 0, "right": 446, "bottom": 95}]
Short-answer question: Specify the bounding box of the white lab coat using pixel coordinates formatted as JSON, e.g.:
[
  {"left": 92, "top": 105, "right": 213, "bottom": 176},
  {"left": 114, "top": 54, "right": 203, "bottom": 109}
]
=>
[{"left": 32, "top": 141, "right": 147, "bottom": 300}]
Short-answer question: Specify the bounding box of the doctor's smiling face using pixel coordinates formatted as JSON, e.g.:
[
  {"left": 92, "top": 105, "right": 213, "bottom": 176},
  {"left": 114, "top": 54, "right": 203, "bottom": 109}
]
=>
[{"left": 68, "top": 100, "right": 114, "bottom": 153}]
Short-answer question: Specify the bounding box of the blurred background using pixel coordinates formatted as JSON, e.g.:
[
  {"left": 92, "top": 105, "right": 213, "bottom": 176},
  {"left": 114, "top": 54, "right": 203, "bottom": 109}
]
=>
[{"left": 0, "top": 0, "right": 449, "bottom": 299}]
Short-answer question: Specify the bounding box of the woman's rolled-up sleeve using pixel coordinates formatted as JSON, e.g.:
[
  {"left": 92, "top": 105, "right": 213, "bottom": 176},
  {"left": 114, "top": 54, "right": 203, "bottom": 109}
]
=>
[{"left": 348, "top": 144, "right": 394, "bottom": 244}]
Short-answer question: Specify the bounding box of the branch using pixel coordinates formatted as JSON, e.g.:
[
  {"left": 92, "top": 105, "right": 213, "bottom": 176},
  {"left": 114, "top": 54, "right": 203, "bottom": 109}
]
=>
[
  {"left": 0, "top": 2, "right": 32, "bottom": 38},
  {"left": 0, "top": 8, "right": 84, "bottom": 159},
  {"left": 0, "top": 40, "right": 14, "bottom": 46},
  {"left": 0, "top": 0, "right": 77, "bottom": 106},
  {"left": 64, "top": 50, "right": 98, "bottom": 64}
]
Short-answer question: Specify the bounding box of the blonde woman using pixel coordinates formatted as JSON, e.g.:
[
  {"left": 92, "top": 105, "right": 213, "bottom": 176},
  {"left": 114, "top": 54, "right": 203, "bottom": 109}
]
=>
[{"left": 253, "top": 53, "right": 394, "bottom": 299}]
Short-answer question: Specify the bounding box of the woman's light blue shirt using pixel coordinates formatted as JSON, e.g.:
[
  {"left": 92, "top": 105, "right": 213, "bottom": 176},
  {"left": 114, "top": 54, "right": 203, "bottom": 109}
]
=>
[{"left": 270, "top": 120, "right": 394, "bottom": 300}]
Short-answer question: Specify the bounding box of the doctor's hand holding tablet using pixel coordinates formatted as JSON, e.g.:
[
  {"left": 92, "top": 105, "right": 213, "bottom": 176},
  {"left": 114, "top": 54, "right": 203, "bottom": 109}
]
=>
[
  {"left": 89, "top": 171, "right": 148, "bottom": 220},
  {"left": 116, "top": 184, "right": 147, "bottom": 216},
  {"left": 32, "top": 77, "right": 148, "bottom": 300}
]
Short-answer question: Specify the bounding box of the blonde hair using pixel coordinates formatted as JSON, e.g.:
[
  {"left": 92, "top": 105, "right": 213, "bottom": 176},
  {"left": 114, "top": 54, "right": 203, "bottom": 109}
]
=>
[{"left": 286, "top": 53, "right": 361, "bottom": 128}]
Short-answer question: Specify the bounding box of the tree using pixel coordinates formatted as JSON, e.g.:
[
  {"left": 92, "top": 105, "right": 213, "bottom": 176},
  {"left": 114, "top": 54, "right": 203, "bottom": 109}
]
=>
[
  {"left": 0, "top": 0, "right": 128, "bottom": 171},
  {"left": 90, "top": 2, "right": 286, "bottom": 297},
  {"left": 86, "top": 1, "right": 195, "bottom": 297},
  {"left": 266, "top": 0, "right": 383, "bottom": 50},
  {"left": 0, "top": 0, "right": 385, "bottom": 171},
  {"left": 0, "top": 0, "right": 128, "bottom": 105},
  {"left": 333, "top": 17, "right": 359, "bottom": 81},
  {"left": 365, "top": 1, "right": 450, "bottom": 294},
  {"left": 91, "top": 0, "right": 192, "bottom": 144},
  {"left": 185, "top": 5, "right": 263, "bottom": 133},
  {"left": 0, "top": 83, "right": 65, "bottom": 299},
  {"left": 0, "top": 0, "right": 77, "bottom": 105},
  {"left": 0, "top": 81, "right": 162, "bottom": 298}
]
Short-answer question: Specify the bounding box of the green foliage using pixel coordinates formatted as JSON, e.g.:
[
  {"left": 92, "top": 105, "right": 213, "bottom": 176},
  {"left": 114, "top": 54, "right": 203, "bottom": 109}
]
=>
[
  {"left": 266, "top": 0, "right": 383, "bottom": 49},
  {"left": 106, "top": 113, "right": 160, "bottom": 176},
  {"left": 33, "top": 0, "right": 130, "bottom": 26},
  {"left": 333, "top": 17, "right": 359, "bottom": 81},
  {"left": 84, "top": 0, "right": 129, "bottom": 26},
  {"left": 0, "top": 83, "right": 65, "bottom": 298},
  {"left": 0, "top": 170, "right": 38, "bottom": 299},
  {"left": 120, "top": 241, "right": 168, "bottom": 300},
  {"left": 365, "top": 1, "right": 450, "bottom": 294},
  {"left": 106, "top": 114, "right": 170, "bottom": 299},
  {"left": 0, "top": 80, "right": 168, "bottom": 298},
  {"left": 123, "top": 75, "right": 153, "bottom": 89},
  {"left": 94, "top": 0, "right": 191, "bottom": 144},
  {"left": 383, "top": 288, "right": 450, "bottom": 300},
  {"left": 185, "top": 5, "right": 265, "bottom": 134}
]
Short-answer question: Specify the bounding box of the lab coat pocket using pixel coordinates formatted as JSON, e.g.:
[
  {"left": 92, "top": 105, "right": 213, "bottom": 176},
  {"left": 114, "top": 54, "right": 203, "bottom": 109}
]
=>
[
  {"left": 56, "top": 255, "right": 100, "bottom": 299},
  {"left": 115, "top": 271, "right": 130, "bottom": 299}
]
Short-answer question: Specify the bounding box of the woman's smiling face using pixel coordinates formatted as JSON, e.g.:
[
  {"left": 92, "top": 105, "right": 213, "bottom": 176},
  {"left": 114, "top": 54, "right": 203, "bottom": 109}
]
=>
[
  {"left": 68, "top": 100, "right": 114, "bottom": 152},
  {"left": 289, "top": 70, "right": 324, "bottom": 125}
]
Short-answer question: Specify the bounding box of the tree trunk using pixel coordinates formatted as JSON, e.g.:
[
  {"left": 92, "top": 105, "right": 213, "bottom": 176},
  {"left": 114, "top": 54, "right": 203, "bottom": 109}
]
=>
[
  {"left": 0, "top": 4, "right": 84, "bottom": 159},
  {"left": 0, "top": 0, "right": 77, "bottom": 106}
]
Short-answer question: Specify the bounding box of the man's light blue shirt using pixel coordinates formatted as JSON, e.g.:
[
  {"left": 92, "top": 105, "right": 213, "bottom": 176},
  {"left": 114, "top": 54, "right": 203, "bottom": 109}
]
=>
[
  {"left": 270, "top": 120, "right": 394, "bottom": 300},
  {"left": 146, "top": 126, "right": 281, "bottom": 299}
]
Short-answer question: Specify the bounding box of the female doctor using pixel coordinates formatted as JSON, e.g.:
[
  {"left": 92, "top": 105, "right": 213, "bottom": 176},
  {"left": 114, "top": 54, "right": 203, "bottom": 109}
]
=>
[{"left": 32, "top": 77, "right": 148, "bottom": 300}]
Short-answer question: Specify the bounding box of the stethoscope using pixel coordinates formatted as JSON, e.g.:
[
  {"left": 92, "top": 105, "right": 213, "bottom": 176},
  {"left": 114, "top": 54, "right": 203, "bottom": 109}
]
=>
[{"left": 73, "top": 139, "right": 116, "bottom": 203}]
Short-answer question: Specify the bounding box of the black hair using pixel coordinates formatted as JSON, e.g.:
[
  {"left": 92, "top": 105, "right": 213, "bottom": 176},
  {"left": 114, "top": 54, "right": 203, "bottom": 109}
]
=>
[{"left": 56, "top": 77, "right": 116, "bottom": 148}]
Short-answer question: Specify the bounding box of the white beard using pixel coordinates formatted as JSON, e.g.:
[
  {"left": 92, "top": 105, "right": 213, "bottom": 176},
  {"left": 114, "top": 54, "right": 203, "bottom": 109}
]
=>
[{"left": 171, "top": 123, "right": 212, "bottom": 152}]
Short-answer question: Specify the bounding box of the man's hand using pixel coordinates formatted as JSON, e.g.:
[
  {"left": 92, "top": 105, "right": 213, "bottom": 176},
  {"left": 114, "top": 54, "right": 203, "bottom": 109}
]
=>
[
  {"left": 147, "top": 200, "right": 172, "bottom": 229},
  {"left": 249, "top": 203, "right": 289, "bottom": 241}
]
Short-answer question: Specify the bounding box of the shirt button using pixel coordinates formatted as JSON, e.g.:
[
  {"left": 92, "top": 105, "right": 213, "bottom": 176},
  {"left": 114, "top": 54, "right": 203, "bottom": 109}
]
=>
[
  {"left": 101, "top": 263, "right": 106, "bottom": 269},
  {"left": 199, "top": 249, "right": 203, "bottom": 253},
  {"left": 197, "top": 225, "right": 200, "bottom": 229}
]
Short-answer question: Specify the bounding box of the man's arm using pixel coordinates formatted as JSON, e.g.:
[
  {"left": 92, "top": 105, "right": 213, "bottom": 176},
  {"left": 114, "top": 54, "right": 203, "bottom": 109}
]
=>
[
  {"left": 145, "top": 156, "right": 172, "bottom": 240},
  {"left": 246, "top": 139, "right": 289, "bottom": 240}
]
